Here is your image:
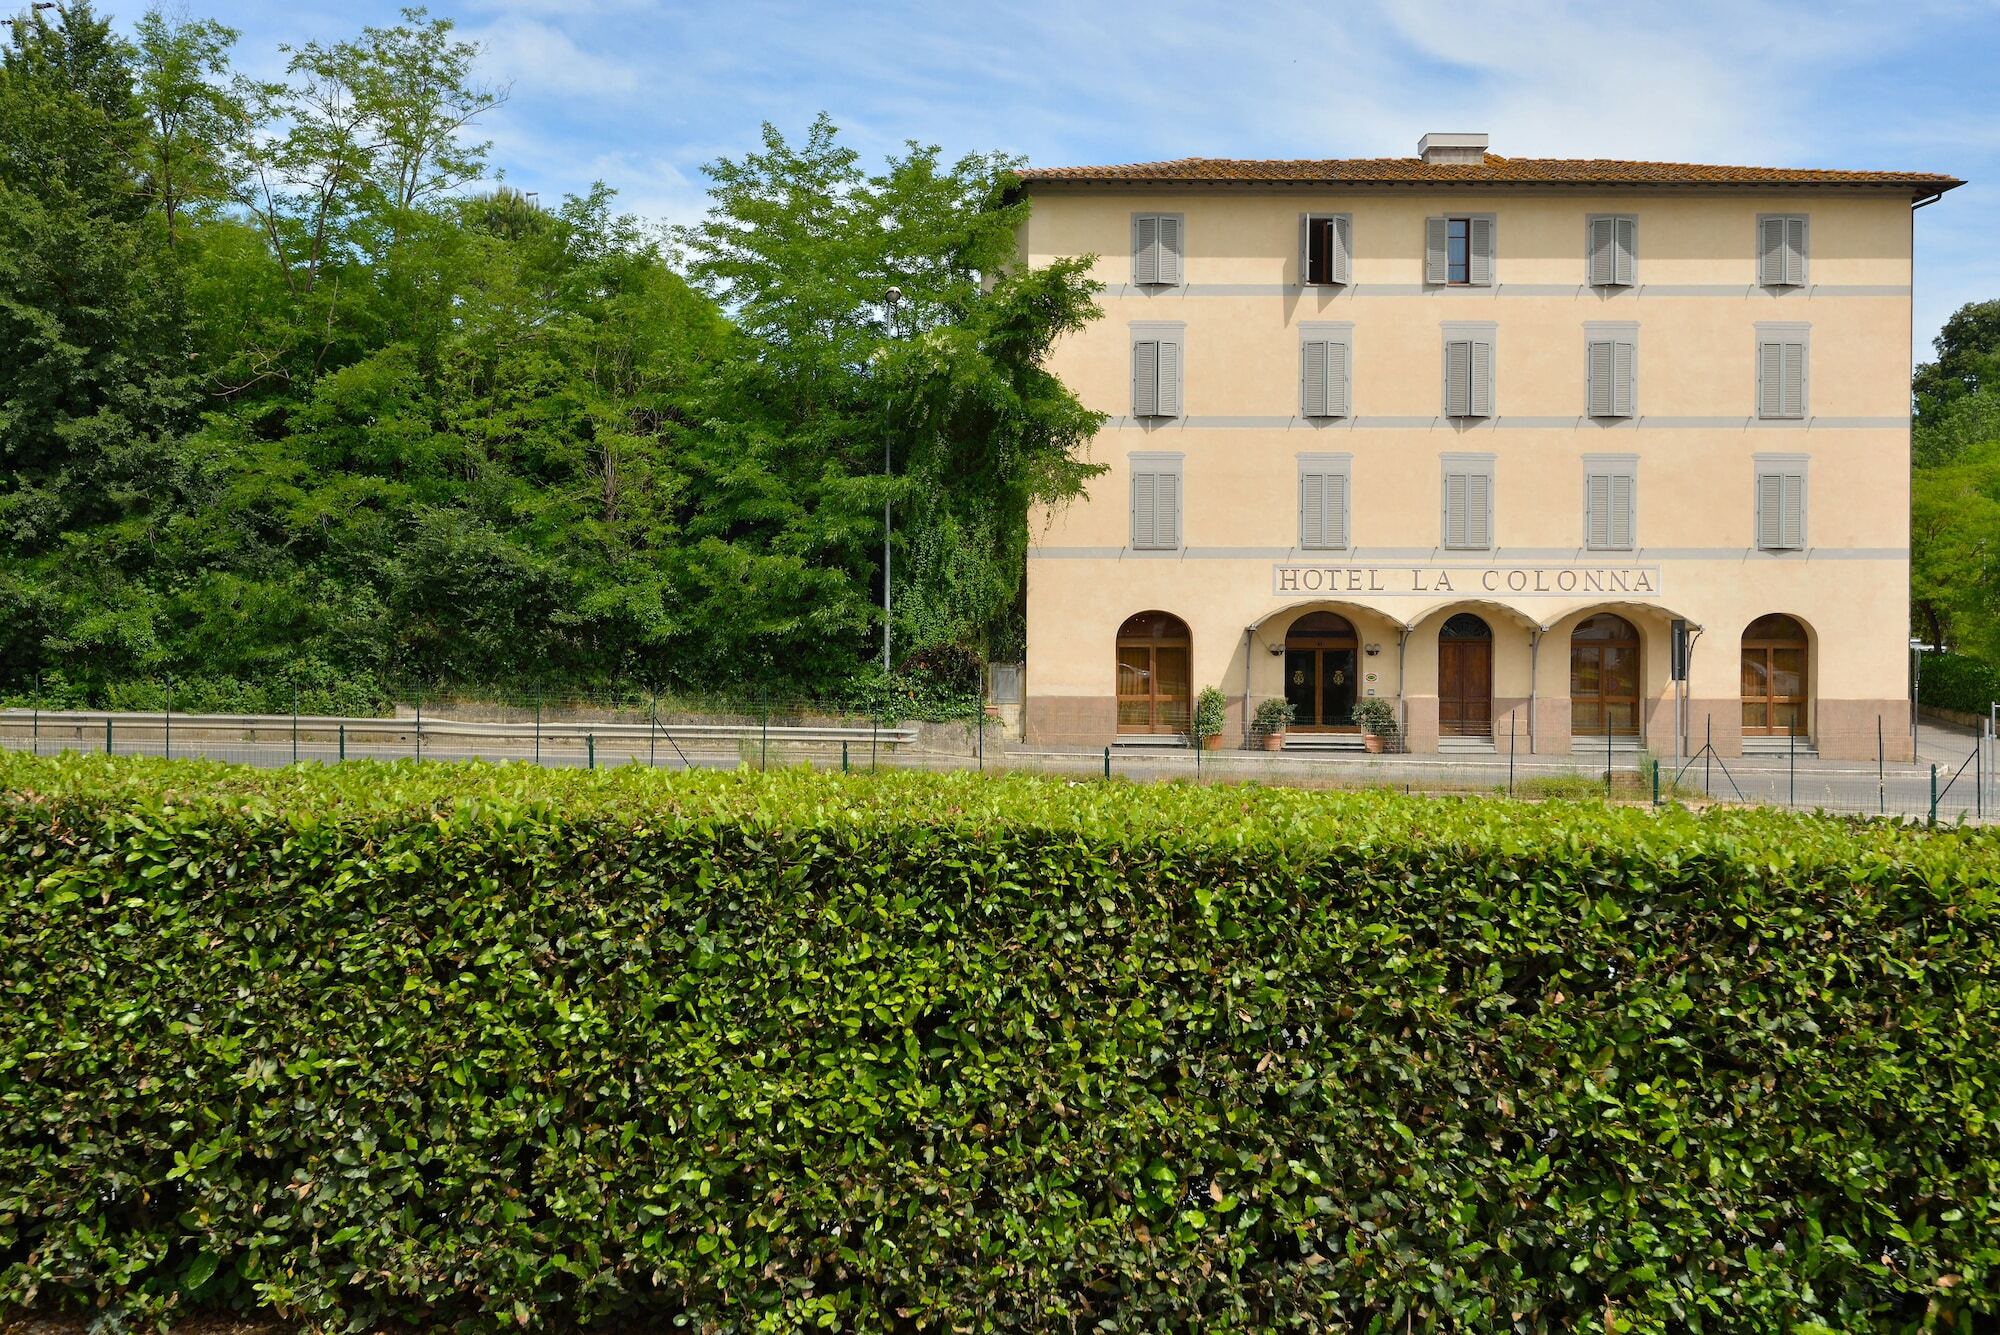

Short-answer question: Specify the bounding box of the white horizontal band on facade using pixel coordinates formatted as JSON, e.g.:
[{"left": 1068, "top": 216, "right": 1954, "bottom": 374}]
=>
[
  {"left": 1027, "top": 545, "right": 1907, "bottom": 561},
  {"left": 1096, "top": 282, "right": 1912, "bottom": 299},
  {"left": 1109, "top": 415, "right": 1906, "bottom": 430}
]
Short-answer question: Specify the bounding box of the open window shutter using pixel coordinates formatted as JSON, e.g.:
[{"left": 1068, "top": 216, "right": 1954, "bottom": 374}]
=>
[
  {"left": 1301, "top": 341, "right": 1328, "bottom": 417},
  {"left": 1300, "top": 216, "right": 1314, "bottom": 284},
  {"left": 1425, "top": 217, "right": 1449, "bottom": 284},
  {"left": 1756, "top": 473, "right": 1782, "bottom": 549},
  {"left": 1588, "top": 218, "right": 1615, "bottom": 286},
  {"left": 1444, "top": 473, "right": 1468, "bottom": 547},
  {"left": 1609, "top": 473, "right": 1634, "bottom": 548},
  {"left": 1131, "top": 472, "right": 1155, "bottom": 548},
  {"left": 1133, "top": 340, "right": 1158, "bottom": 416},
  {"left": 1781, "top": 472, "right": 1804, "bottom": 549},
  {"left": 1156, "top": 340, "right": 1181, "bottom": 417},
  {"left": 1469, "top": 472, "right": 1493, "bottom": 547},
  {"left": 1470, "top": 340, "right": 1494, "bottom": 417},
  {"left": 1444, "top": 340, "right": 1471, "bottom": 417},
  {"left": 1586, "top": 474, "right": 1611, "bottom": 548},
  {"left": 1614, "top": 218, "right": 1637, "bottom": 286},
  {"left": 1300, "top": 472, "right": 1326, "bottom": 547},
  {"left": 1327, "top": 341, "right": 1350, "bottom": 416},
  {"left": 1326, "top": 472, "right": 1348, "bottom": 548},
  {"left": 1613, "top": 339, "right": 1636, "bottom": 417},
  {"left": 1159, "top": 472, "right": 1181, "bottom": 548},
  {"left": 1587, "top": 341, "right": 1615, "bottom": 417},
  {"left": 1758, "top": 218, "right": 1785, "bottom": 286},
  {"left": 1468, "top": 217, "right": 1495, "bottom": 286},
  {"left": 1332, "top": 216, "right": 1352, "bottom": 283},
  {"left": 1784, "top": 217, "right": 1806, "bottom": 287},
  {"left": 1134, "top": 216, "right": 1159, "bottom": 286},
  {"left": 1757, "top": 341, "right": 1783, "bottom": 418},
  {"left": 1781, "top": 341, "right": 1805, "bottom": 418},
  {"left": 1157, "top": 215, "right": 1183, "bottom": 285}
]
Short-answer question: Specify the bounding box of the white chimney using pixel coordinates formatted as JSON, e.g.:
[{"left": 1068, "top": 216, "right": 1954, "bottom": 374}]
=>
[{"left": 1418, "top": 132, "right": 1489, "bottom": 166}]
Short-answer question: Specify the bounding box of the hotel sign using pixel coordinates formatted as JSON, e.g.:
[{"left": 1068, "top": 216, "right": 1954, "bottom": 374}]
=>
[{"left": 1272, "top": 563, "right": 1662, "bottom": 598}]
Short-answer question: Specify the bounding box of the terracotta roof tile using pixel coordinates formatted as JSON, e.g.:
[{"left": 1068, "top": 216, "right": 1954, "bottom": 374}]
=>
[{"left": 1016, "top": 154, "right": 1962, "bottom": 193}]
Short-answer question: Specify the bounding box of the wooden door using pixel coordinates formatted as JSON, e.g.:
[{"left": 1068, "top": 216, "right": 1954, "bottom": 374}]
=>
[{"left": 1438, "top": 640, "right": 1493, "bottom": 737}]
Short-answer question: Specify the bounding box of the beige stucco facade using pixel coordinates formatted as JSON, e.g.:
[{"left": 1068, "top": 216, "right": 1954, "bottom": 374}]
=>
[{"left": 1018, "top": 155, "right": 1949, "bottom": 761}]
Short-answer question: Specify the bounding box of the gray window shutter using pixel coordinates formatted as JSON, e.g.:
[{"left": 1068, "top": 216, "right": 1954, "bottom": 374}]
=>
[
  {"left": 1781, "top": 472, "right": 1804, "bottom": 548},
  {"left": 1332, "top": 216, "right": 1352, "bottom": 284},
  {"left": 1586, "top": 473, "right": 1611, "bottom": 548},
  {"left": 1326, "top": 472, "right": 1348, "bottom": 548},
  {"left": 1300, "top": 472, "right": 1326, "bottom": 547},
  {"left": 1756, "top": 473, "right": 1783, "bottom": 549},
  {"left": 1444, "top": 340, "right": 1471, "bottom": 417},
  {"left": 1157, "top": 339, "right": 1181, "bottom": 417},
  {"left": 1613, "top": 340, "right": 1635, "bottom": 417},
  {"left": 1614, "top": 218, "right": 1637, "bottom": 286},
  {"left": 1444, "top": 472, "right": 1468, "bottom": 547},
  {"left": 1157, "top": 215, "right": 1183, "bottom": 285},
  {"left": 1609, "top": 472, "right": 1634, "bottom": 549},
  {"left": 1159, "top": 472, "right": 1181, "bottom": 547},
  {"left": 1782, "top": 341, "right": 1805, "bottom": 418},
  {"left": 1301, "top": 341, "right": 1328, "bottom": 417},
  {"left": 1470, "top": 339, "right": 1494, "bottom": 417},
  {"left": 1468, "top": 472, "right": 1493, "bottom": 547},
  {"left": 1131, "top": 472, "right": 1155, "bottom": 548},
  {"left": 1133, "top": 340, "right": 1158, "bottom": 417},
  {"left": 1299, "top": 216, "right": 1312, "bottom": 284},
  {"left": 1758, "top": 217, "right": 1785, "bottom": 287},
  {"left": 1588, "top": 218, "right": 1615, "bottom": 286},
  {"left": 1134, "top": 215, "right": 1159, "bottom": 286},
  {"left": 1468, "top": 217, "right": 1495, "bottom": 286},
  {"left": 1425, "top": 217, "right": 1449, "bottom": 284},
  {"left": 1587, "top": 341, "right": 1615, "bottom": 417},
  {"left": 1327, "top": 340, "right": 1350, "bottom": 416},
  {"left": 1784, "top": 217, "right": 1806, "bottom": 287},
  {"left": 1757, "top": 341, "right": 1784, "bottom": 419}
]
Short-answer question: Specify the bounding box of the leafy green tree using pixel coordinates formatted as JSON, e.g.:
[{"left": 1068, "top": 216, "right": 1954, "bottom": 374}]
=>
[
  {"left": 1912, "top": 440, "right": 2000, "bottom": 655},
  {"left": 1915, "top": 299, "right": 2000, "bottom": 428},
  {"left": 132, "top": 8, "right": 241, "bottom": 247}
]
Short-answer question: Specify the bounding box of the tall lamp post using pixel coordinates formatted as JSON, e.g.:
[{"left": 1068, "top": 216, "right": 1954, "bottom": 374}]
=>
[{"left": 881, "top": 285, "right": 901, "bottom": 674}]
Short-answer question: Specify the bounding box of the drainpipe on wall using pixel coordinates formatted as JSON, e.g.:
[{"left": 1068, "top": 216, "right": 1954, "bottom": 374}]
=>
[
  {"left": 1242, "top": 626, "right": 1255, "bottom": 749},
  {"left": 1395, "top": 628, "right": 1409, "bottom": 739},
  {"left": 1528, "top": 629, "right": 1541, "bottom": 754}
]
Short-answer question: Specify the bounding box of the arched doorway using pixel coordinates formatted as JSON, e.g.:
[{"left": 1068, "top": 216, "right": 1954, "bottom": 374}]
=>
[
  {"left": 1571, "top": 613, "right": 1641, "bottom": 737},
  {"left": 1284, "top": 611, "right": 1359, "bottom": 731},
  {"left": 1437, "top": 613, "right": 1493, "bottom": 738},
  {"left": 1116, "top": 611, "right": 1191, "bottom": 734},
  {"left": 1742, "top": 614, "right": 1809, "bottom": 737}
]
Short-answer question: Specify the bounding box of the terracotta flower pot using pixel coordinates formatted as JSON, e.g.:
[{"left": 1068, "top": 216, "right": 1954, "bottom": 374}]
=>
[
  {"left": 1201, "top": 734, "right": 1224, "bottom": 751},
  {"left": 1363, "top": 733, "right": 1385, "bottom": 754},
  {"left": 1262, "top": 732, "right": 1285, "bottom": 752}
]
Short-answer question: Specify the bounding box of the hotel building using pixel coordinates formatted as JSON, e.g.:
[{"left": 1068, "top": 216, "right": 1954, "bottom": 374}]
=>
[{"left": 1014, "top": 134, "right": 1959, "bottom": 760}]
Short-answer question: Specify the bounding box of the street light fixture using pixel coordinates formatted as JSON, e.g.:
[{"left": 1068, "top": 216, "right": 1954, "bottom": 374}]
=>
[{"left": 881, "top": 286, "right": 901, "bottom": 674}]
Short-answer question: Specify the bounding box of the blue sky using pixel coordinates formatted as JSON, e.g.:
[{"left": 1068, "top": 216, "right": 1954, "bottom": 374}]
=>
[{"left": 116, "top": 0, "right": 1999, "bottom": 358}]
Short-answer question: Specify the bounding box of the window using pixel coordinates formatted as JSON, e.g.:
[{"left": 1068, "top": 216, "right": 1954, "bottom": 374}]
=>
[
  {"left": 1129, "top": 453, "right": 1182, "bottom": 550},
  {"left": 1441, "top": 323, "right": 1496, "bottom": 419},
  {"left": 1757, "top": 214, "right": 1808, "bottom": 288},
  {"left": 1132, "top": 213, "right": 1184, "bottom": 286},
  {"left": 1130, "top": 322, "right": 1185, "bottom": 418},
  {"left": 1756, "top": 323, "right": 1808, "bottom": 420},
  {"left": 1116, "top": 611, "right": 1192, "bottom": 735},
  {"left": 1427, "top": 215, "right": 1494, "bottom": 286},
  {"left": 1441, "top": 455, "right": 1495, "bottom": 550},
  {"left": 1583, "top": 456, "right": 1637, "bottom": 551},
  {"left": 1587, "top": 215, "right": 1637, "bottom": 287},
  {"left": 1298, "top": 454, "right": 1351, "bottom": 550},
  {"left": 1586, "top": 323, "right": 1637, "bottom": 418},
  {"left": 1302, "top": 213, "right": 1352, "bottom": 285},
  {"left": 1755, "top": 457, "right": 1807, "bottom": 551},
  {"left": 1299, "top": 322, "right": 1352, "bottom": 418}
]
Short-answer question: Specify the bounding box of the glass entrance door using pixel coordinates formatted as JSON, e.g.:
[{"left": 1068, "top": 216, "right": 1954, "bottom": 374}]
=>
[{"left": 1283, "top": 646, "right": 1358, "bottom": 729}]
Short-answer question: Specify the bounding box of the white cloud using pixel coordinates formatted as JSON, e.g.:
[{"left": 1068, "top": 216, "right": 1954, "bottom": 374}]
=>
[{"left": 466, "top": 14, "right": 644, "bottom": 98}]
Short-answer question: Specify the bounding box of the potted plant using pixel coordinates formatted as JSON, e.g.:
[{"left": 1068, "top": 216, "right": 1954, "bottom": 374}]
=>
[
  {"left": 1253, "top": 698, "right": 1295, "bottom": 752},
  {"left": 1192, "top": 686, "right": 1229, "bottom": 750},
  {"left": 1351, "top": 698, "right": 1398, "bottom": 754}
]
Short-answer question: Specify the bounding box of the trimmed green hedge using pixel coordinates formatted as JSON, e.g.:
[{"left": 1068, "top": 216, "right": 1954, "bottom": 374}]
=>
[
  {"left": 2, "top": 754, "right": 1997, "bottom": 1331},
  {"left": 1918, "top": 650, "right": 2000, "bottom": 716}
]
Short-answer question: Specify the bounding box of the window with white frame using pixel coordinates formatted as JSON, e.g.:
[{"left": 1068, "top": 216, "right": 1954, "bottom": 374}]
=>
[
  {"left": 1583, "top": 455, "right": 1637, "bottom": 551},
  {"left": 1301, "top": 213, "right": 1352, "bottom": 286},
  {"left": 1757, "top": 214, "right": 1808, "bottom": 288},
  {"left": 1426, "top": 215, "right": 1495, "bottom": 286},
  {"left": 1442, "top": 322, "right": 1496, "bottom": 419},
  {"left": 1754, "top": 456, "right": 1807, "bottom": 551},
  {"left": 1756, "top": 323, "right": 1808, "bottom": 420},
  {"left": 1586, "top": 323, "right": 1637, "bottom": 419},
  {"left": 1586, "top": 215, "right": 1637, "bottom": 287},
  {"left": 1130, "top": 321, "right": 1185, "bottom": 419},
  {"left": 1299, "top": 322, "right": 1352, "bottom": 419},
  {"left": 1132, "top": 213, "right": 1184, "bottom": 287}
]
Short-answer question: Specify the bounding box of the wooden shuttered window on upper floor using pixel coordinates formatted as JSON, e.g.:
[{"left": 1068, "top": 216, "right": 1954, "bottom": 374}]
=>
[
  {"left": 1130, "top": 466, "right": 1182, "bottom": 550},
  {"left": 1587, "top": 216, "right": 1637, "bottom": 287},
  {"left": 1132, "top": 213, "right": 1183, "bottom": 286},
  {"left": 1299, "top": 339, "right": 1351, "bottom": 418},
  {"left": 1757, "top": 215, "right": 1808, "bottom": 288}
]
